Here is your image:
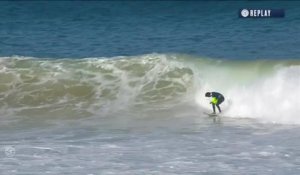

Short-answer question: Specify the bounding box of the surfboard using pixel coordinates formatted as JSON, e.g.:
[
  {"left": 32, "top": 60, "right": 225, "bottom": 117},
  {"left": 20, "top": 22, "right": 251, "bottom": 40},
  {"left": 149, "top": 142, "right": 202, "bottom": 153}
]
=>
[{"left": 203, "top": 112, "right": 219, "bottom": 117}]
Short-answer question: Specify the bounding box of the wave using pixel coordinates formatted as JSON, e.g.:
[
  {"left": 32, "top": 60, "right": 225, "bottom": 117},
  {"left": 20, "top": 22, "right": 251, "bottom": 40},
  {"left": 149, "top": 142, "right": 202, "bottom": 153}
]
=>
[
  {"left": 0, "top": 54, "right": 194, "bottom": 119},
  {"left": 0, "top": 54, "right": 300, "bottom": 124}
]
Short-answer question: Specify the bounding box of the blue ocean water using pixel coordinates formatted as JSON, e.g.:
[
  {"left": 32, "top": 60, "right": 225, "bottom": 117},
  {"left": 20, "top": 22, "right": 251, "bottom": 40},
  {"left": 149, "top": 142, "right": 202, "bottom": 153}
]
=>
[
  {"left": 1, "top": 1, "right": 299, "bottom": 59},
  {"left": 1, "top": 2, "right": 300, "bottom": 175}
]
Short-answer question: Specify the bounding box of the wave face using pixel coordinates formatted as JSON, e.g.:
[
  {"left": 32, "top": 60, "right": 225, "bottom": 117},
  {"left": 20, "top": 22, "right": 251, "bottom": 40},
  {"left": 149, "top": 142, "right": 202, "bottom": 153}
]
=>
[
  {"left": 0, "top": 54, "right": 194, "bottom": 119},
  {"left": 1, "top": 54, "right": 300, "bottom": 124}
]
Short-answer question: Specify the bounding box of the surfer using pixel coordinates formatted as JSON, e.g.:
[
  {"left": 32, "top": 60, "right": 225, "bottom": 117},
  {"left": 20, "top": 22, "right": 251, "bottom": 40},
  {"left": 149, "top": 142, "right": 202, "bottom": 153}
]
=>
[{"left": 205, "top": 92, "right": 225, "bottom": 114}]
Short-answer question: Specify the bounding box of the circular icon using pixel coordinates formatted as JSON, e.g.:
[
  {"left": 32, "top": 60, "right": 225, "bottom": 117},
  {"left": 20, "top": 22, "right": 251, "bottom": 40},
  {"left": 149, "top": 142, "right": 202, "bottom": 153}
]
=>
[
  {"left": 241, "top": 9, "right": 249, "bottom": 17},
  {"left": 4, "top": 146, "right": 16, "bottom": 158}
]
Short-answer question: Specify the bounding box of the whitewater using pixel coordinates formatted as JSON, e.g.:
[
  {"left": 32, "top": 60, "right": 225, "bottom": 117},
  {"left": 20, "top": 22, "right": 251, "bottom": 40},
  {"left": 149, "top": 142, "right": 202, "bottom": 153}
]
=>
[
  {"left": 1, "top": 54, "right": 300, "bottom": 175},
  {"left": 1, "top": 54, "right": 299, "bottom": 124}
]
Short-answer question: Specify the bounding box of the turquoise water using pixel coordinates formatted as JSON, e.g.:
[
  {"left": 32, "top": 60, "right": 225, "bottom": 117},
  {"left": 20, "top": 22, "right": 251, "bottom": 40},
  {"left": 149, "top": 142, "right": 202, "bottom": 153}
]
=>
[{"left": 1, "top": 1, "right": 300, "bottom": 175}]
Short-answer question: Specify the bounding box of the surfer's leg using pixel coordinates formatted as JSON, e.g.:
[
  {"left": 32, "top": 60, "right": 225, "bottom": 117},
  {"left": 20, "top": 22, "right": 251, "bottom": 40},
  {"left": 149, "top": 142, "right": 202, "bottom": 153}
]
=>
[
  {"left": 212, "top": 104, "right": 216, "bottom": 114},
  {"left": 216, "top": 104, "right": 221, "bottom": 113},
  {"left": 216, "top": 98, "right": 224, "bottom": 113}
]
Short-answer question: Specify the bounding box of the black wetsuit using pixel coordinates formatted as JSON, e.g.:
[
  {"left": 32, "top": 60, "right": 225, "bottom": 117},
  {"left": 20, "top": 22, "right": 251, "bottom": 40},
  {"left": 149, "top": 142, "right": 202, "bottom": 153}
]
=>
[{"left": 211, "top": 92, "right": 225, "bottom": 113}]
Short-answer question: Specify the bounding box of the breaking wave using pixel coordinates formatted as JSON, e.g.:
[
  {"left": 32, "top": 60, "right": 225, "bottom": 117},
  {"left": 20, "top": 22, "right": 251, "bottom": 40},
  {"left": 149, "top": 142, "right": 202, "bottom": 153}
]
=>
[{"left": 0, "top": 54, "right": 299, "bottom": 124}]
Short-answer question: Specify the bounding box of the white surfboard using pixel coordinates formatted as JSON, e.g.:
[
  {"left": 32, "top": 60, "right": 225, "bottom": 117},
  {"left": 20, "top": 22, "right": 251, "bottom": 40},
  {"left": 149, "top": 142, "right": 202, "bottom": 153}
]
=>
[{"left": 203, "top": 112, "right": 219, "bottom": 117}]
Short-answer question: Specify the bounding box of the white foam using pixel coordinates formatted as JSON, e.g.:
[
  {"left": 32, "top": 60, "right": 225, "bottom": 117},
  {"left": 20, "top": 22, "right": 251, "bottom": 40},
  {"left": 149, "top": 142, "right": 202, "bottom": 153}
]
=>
[
  {"left": 226, "top": 66, "right": 300, "bottom": 124},
  {"left": 196, "top": 65, "right": 300, "bottom": 124}
]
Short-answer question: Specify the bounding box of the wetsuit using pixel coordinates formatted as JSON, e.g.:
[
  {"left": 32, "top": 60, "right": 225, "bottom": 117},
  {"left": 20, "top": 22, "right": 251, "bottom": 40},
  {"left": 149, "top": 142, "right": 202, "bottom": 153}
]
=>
[{"left": 211, "top": 92, "right": 225, "bottom": 113}]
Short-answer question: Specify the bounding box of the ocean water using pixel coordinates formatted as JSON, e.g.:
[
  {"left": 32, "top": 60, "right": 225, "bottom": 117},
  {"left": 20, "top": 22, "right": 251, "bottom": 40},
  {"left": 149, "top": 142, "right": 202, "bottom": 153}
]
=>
[{"left": 1, "top": 1, "right": 300, "bottom": 175}]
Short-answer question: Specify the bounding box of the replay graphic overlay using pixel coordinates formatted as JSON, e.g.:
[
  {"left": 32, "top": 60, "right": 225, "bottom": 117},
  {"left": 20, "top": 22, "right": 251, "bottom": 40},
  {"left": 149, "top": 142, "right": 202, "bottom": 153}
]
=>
[{"left": 239, "top": 9, "right": 285, "bottom": 18}]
